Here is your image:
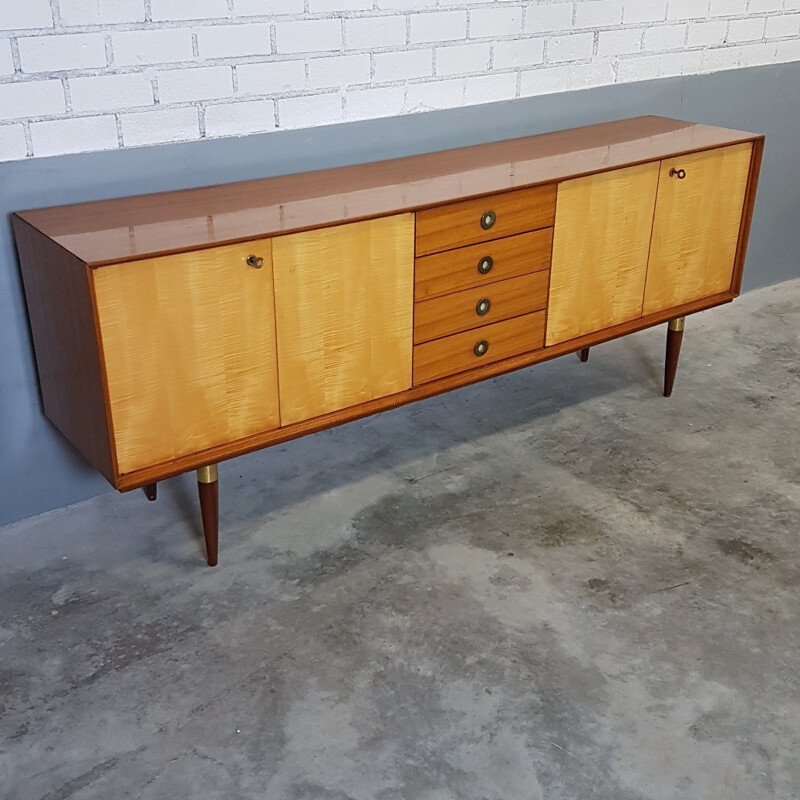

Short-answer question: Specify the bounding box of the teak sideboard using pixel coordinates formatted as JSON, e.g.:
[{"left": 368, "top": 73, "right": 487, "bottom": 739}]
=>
[{"left": 13, "top": 116, "right": 763, "bottom": 566}]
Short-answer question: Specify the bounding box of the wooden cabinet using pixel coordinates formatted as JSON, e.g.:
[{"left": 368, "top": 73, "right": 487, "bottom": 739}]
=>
[{"left": 13, "top": 116, "right": 763, "bottom": 565}]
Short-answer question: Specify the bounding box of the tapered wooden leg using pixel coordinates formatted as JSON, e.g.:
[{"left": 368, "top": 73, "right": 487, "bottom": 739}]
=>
[
  {"left": 664, "top": 317, "right": 685, "bottom": 398},
  {"left": 577, "top": 347, "right": 590, "bottom": 362},
  {"left": 143, "top": 483, "right": 157, "bottom": 501},
  {"left": 197, "top": 465, "right": 219, "bottom": 567}
]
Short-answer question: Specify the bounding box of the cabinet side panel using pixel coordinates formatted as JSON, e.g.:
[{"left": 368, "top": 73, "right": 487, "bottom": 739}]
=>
[
  {"left": 643, "top": 143, "right": 753, "bottom": 315},
  {"left": 12, "top": 216, "right": 115, "bottom": 483},
  {"left": 92, "top": 240, "right": 280, "bottom": 475},
  {"left": 546, "top": 162, "right": 660, "bottom": 346},
  {"left": 273, "top": 215, "right": 415, "bottom": 426}
]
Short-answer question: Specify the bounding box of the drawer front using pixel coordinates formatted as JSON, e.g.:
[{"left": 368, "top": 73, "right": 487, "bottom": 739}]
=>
[
  {"left": 413, "top": 311, "right": 546, "bottom": 385},
  {"left": 415, "top": 228, "right": 552, "bottom": 301},
  {"left": 415, "top": 184, "right": 557, "bottom": 257},
  {"left": 414, "top": 271, "right": 549, "bottom": 344}
]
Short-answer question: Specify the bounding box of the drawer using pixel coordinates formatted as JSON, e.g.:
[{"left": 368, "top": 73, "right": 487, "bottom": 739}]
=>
[
  {"left": 415, "top": 184, "right": 557, "bottom": 257},
  {"left": 413, "top": 311, "right": 546, "bottom": 385},
  {"left": 414, "top": 271, "right": 549, "bottom": 344},
  {"left": 415, "top": 228, "right": 552, "bottom": 301}
]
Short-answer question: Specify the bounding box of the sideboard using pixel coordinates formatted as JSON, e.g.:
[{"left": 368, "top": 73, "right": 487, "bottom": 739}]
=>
[{"left": 13, "top": 116, "right": 763, "bottom": 566}]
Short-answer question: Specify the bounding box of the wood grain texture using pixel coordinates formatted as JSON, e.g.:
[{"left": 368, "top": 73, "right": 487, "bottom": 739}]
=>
[
  {"left": 643, "top": 142, "right": 753, "bottom": 315},
  {"left": 273, "top": 215, "right": 414, "bottom": 426},
  {"left": 92, "top": 240, "right": 280, "bottom": 475},
  {"left": 12, "top": 215, "right": 115, "bottom": 482},
  {"left": 414, "top": 228, "right": 552, "bottom": 301},
  {"left": 415, "top": 184, "right": 556, "bottom": 257},
  {"left": 115, "top": 290, "right": 736, "bottom": 490},
  {"left": 413, "top": 311, "right": 545, "bottom": 385},
  {"left": 546, "top": 161, "right": 660, "bottom": 346},
  {"left": 730, "top": 137, "right": 765, "bottom": 295},
  {"left": 17, "top": 117, "right": 761, "bottom": 267},
  {"left": 414, "top": 271, "right": 549, "bottom": 344}
]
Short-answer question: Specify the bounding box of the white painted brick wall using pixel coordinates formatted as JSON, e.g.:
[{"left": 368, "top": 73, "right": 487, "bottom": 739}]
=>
[
  {"left": 157, "top": 65, "right": 233, "bottom": 103},
  {"left": 30, "top": 114, "right": 119, "bottom": 156},
  {"left": 58, "top": 0, "right": 146, "bottom": 26},
  {"left": 0, "top": 0, "right": 798, "bottom": 161},
  {"left": 0, "top": 39, "right": 14, "bottom": 76},
  {"left": 69, "top": 73, "right": 154, "bottom": 113},
  {"left": 0, "top": 3, "right": 54, "bottom": 31},
  {"left": 0, "top": 123, "right": 27, "bottom": 160},
  {"left": 346, "top": 16, "right": 406, "bottom": 49},
  {"left": 18, "top": 33, "right": 108, "bottom": 73},
  {"left": 120, "top": 106, "right": 199, "bottom": 146},
  {"left": 111, "top": 28, "right": 194, "bottom": 66}
]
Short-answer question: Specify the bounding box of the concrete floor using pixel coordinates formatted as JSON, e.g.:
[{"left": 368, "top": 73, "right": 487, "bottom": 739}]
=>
[{"left": 1, "top": 279, "right": 799, "bottom": 800}]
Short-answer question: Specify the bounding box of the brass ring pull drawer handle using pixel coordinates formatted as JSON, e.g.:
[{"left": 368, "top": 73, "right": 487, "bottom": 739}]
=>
[
  {"left": 247, "top": 254, "right": 265, "bottom": 268},
  {"left": 475, "top": 298, "right": 491, "bottom": 316},
  {"left": 477, "top": 255, "right": 493, "bottom": 275},
  {"left": 669, "top": 168, "right": 686, "bottom": 179},
  {"left": 480, "top": 210, "right": 497, "bottom": 230},
  {"left": 474, "top": 339, "right": 489, "bottom": 357}
]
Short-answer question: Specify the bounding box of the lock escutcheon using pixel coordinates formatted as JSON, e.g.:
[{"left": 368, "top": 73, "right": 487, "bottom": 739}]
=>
[
  {"left": 480, "top": 210, "right": 496, "bottom": 230},
  {"left": 475, "top": 298, "right": 491, "bottom": 316}
]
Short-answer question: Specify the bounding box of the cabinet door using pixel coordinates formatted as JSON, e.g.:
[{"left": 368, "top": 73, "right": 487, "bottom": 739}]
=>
[
  {"left": 272, "top": 215, "right": 414, "bottom": 426},
  {"left": 643, "top": 143, "right": 752, "bottom": 315},
  {"left": 92, "top": 240, "right": 280, "bottom": 475},
  {"left": 546, "top": 162, "right": 660, "bottom": 346}
]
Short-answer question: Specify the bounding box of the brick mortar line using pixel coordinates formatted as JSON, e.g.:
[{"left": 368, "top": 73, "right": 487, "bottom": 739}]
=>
[
  {"left": 0, "top": 38, "right": 796, "bottom": 129},
  {"left": 1, "top": 26, "right": 797, "bottom": 85},
  {"left": 2, "top": 8, "right": 796, "bottom": 38}
]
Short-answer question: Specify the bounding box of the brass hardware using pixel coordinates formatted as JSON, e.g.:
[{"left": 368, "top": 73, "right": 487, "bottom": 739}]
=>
[
  {"left": 475, "top": 298, "right": 491, "bottom": 316},
  {"left": 473, "top": 339, "right": 489, "bottom": 357},
  {"left": 477, "top": 255, "right": 493, "bottom": 275},
  {"left": 197, "top": 464, "right": 218, "bottom": 484},
  {"left": 669, "top": 168, "right": 686, "bottom": 180},
  {"left": 480, "top": 210, "right": 496, "bottom": 230},
  {"left": 247, "top": 254, "right": 265, "bottom": 268},
  {"left": 668, "top": 316, "right": 685, "bottom": 332}
]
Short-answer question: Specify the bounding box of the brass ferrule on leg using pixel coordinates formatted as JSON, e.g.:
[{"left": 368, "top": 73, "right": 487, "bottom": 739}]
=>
[
  {"left": 197, "top": 464, "right": 218, "bottom": 484},
  {"left": 668, "top": 316, "right": 685, "bottom": 332}
]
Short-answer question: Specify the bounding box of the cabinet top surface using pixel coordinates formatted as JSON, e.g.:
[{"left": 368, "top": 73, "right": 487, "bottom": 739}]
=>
[{"left": 16, "top": 115, "right": 761, "bottom": 267}]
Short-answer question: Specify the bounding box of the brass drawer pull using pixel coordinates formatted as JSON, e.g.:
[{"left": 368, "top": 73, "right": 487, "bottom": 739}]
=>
[
  {"left": 480, "top": 210, "right": 496, "bottom": 230},
  {"left": 473, "top": 339, "right": 489, "bottom": 357},
  {"left": 475, "top": 298, "right": 491, "bottom": 316},
  {"left": 247, "top": 254, "right": 265, "bottom": 268},
  {"left": 477, "top": 255, "right": 493, "bottom": 275},
  {"left": 669, "top": 168, "right": 686, "bottom": 180}
]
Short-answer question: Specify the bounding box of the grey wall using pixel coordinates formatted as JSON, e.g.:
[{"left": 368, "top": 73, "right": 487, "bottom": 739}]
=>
[{"left": 1, "top": 62, "right": 798, "bottom": 526}]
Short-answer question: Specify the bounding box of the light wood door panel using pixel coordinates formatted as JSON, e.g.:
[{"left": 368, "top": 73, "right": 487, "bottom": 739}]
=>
[
  {"left": 546, "top": 162, "right": 660, "bottom": 346},
  {"left": 273, "top": 215, "right": 414, "bottom": 426},
  {"left": 93, "top": 240, "right": 280, "bottom": 475},
  {"left": 643, "top": 143, "right": 752, "bottom": 315}
]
